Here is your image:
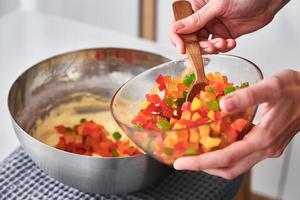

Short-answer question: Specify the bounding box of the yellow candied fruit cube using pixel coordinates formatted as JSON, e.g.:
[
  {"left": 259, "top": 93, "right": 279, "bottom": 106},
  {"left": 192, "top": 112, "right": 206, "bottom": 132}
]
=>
[
  {"left": 164, "top": 132, "right": 178, "bottom": 148},
  {"left": 191, "top": 97, "right": 202, "bottom": 111},
  {"left": 201, "top": 137, "right": 221, "bottom": 149},
  {"left": 207, "top": 73, "right": 214, "bottom": 81},
  {"left": 173, "top": 122, "right": 186, "bottom": 129},
  {"left": 210, "top": 122, "right": 221, "bottom": 133},
  {"left": 168, "top": 83, "right": 177, "bottom": 91},
  {"left": 199, "top": 125, "right": 210, "bottom": 139},
  {"left": 214, "top": 73, "right": 224, "bottom": 83},
  {"left": 174, "top": 77, "right": 183, "bottom": 84},
  {"left": 207, "top": 110, "right": 215, "bottom": 120},
  {"left": 140, "top": 101, "right": 150, "bottom": 110},
  {"left": 181, "top": 111, "right": 191, "bottom": 120},
  {"left": 151, "top": 85, "right": 160, "bottom": 94},
  {"left": 191, "top": 113, "right": 201, "bottom": 121},
  {"left": 189, "top": 129, "right": 199, "bottom": 143}
]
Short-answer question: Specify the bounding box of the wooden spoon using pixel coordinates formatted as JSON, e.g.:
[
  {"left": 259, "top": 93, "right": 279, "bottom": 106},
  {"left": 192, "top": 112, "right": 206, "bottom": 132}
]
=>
[{"left": 173, "top": 1, "right": 209, "bottom": 102}]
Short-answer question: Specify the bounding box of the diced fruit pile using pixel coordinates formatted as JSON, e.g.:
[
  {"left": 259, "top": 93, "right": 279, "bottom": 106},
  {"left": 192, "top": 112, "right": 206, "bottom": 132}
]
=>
[
  {"left": 131, "top": 72, "right": 250, "bottom": 164},
  {"left": 55, "top": 119, "right": 142, "bottom": 157}
]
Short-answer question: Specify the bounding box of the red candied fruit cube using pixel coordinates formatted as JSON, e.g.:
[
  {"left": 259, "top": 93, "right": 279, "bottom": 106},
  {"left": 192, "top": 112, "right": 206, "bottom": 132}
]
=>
[
  {"left": 146, "top": 94, "right": 161, "bottom": 104},
  {"left": 155, "top": 75, "right": 166, "bottom": 91}
]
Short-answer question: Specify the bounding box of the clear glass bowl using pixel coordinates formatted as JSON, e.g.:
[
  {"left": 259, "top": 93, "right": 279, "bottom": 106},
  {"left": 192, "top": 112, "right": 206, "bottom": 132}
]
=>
[{"left": 111, "top": 54, "right": 263, "bottom": 165}]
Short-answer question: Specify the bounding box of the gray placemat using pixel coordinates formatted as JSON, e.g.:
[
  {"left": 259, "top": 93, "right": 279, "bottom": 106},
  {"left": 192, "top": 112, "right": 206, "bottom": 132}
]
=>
[{"left": 0, "top": 147, "right": 242, "bottom": 200}]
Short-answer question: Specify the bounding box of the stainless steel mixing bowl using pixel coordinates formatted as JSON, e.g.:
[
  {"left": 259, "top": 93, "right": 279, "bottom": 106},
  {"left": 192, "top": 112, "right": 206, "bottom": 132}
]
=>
[{"left": 7, "top": 48, "right": 172, "bottom": 194}]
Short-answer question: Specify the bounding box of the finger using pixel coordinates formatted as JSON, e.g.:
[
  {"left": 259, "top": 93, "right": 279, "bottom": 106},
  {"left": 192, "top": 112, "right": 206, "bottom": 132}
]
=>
[
  {"left": 209, "top": 38, "right": 227, "bottom": 52},
  {"left": 199, "top": 41, "right": 217, "bottom": 54},
  {"left": 172, "top": 2, "right": 223, "bottom": 34},
  {"left": 170, "top": 30, "right": 186, "bottom": 54},
  {"left": 226, "top": 39, "right": 237, "bottom": 50},
  {"left": 199, "top": 38, "right": 237, "bottom": 54},
  {"left": 220, "top": 76, "right": 283, "bottom": 113},
  {"left": 202, "top": 150, "right": 265, "bottom": 180}
]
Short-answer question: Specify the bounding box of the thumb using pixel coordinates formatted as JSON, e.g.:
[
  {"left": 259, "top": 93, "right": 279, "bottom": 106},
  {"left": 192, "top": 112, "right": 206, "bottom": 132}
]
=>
[
  {"left": 172, "top": 2, "right": 222, "bottom": 34},
  {"left": 220, "top": 76, "right": 282, "bottom": 113}
]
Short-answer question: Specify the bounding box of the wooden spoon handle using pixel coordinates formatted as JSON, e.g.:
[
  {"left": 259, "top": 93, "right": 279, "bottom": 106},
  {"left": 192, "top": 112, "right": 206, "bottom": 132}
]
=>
[{"left": 172, "top": 1, "right": 207, "bottom": 82}]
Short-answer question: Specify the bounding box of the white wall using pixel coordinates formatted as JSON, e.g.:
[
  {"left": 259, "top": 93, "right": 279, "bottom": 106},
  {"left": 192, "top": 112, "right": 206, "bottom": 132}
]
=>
[
  {"left": 0, "top": 0, "right": 19, "bottom": 16},
  {"left": 157, "top": 0, "right": 173, "bottom": 49},
  {"left": 34, "top": 0, "right": 139, "bottom": 37}
]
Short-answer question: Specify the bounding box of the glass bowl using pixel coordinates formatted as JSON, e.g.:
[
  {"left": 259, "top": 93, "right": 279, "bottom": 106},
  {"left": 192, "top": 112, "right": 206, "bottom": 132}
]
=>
[{"left": 111, "top": 54, "right": 263, "bottom": 165}]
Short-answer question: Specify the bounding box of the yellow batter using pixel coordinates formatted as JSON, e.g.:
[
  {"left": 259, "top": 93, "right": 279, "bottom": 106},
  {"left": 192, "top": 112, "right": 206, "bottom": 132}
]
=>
[{"left": 32, "top": 92, "right": 128, "bottom": 149}]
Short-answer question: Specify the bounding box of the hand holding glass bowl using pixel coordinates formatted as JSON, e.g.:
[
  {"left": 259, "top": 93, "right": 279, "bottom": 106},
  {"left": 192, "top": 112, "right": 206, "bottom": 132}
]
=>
[{"left": 111, "top": 54, "right": 263, "bottom": 166}]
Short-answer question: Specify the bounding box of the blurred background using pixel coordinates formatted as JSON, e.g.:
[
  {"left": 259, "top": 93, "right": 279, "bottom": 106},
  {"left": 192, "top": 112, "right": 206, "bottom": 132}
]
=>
[{"left": 0, "top": 0, "right": 299, "bottom": 199}]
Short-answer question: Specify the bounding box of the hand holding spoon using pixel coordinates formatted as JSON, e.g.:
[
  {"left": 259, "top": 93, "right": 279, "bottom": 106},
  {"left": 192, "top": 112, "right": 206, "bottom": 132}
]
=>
[{"left": 172, "top": 1, "right": 209, "bottom": 102}]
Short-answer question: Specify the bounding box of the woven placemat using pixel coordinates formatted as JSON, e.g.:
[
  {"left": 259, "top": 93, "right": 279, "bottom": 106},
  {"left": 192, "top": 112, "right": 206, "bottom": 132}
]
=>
[{"left": 0, "top": 147, "right": 242, "bottom": 200}]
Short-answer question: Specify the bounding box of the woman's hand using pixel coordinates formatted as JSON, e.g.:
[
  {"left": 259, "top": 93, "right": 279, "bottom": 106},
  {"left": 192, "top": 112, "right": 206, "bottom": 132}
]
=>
[
  {"left": 173, "top": 70, "right": 300, "bottom": 179},
  {"left": 171, "top": 0, "right": 289, "bottom": 54}
]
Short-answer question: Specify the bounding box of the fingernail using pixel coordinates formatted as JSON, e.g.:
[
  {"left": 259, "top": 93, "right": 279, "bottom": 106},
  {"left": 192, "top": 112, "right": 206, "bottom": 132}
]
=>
[
  {"left": 174, "top": 21, "right": 185, "bottom": 32},
  {"left": 173, "top": 159, "right": 186, "bottom": 170}
]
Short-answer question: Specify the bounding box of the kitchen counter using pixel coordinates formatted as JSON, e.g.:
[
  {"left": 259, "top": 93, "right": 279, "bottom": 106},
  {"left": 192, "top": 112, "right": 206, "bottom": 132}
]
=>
[{"left": 0, "top": 10, "right": 178, "bottom": 161}]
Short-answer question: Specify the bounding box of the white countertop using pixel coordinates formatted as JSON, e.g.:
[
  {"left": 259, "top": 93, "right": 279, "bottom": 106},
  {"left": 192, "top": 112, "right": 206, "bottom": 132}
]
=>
[{"left": 0, "top": 10, "right": 178, "bottom": 161}]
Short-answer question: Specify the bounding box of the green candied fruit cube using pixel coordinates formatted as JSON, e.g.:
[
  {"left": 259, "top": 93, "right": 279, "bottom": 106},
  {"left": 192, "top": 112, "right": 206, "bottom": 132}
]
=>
[
  {"left": 207, "top": 100, "right": 219, "bottom": 111},
  {"left": 65, "top": 127, "right": 73, "bottom": 132},
  {"left": 240, "top": 82, "right": 249, "bottom": 88},
  {"left": 183, "top": 73, "right": 196, "bottom": 87},
  {"left": 208, "top": 87, "right": 216, "bottom": 94},
  {"left": 133, "top": 124, "right": 143, "bottom": 129},
  {"left": 185, "top": 147, "right": 198, "bottom": 156},
  {"left": 147, "top": 139, "right": 158, "bottom": 151},
  {"left": 175, "top": 91, "right": 188, "bottom": 106},
  {"left": 112, "top": 131, "right": 122, "bottom": 140},
  {"left": 224, "top": 86, "right": 236, "bottom": 95},
  {"left": 111, "top": 149, "right": 119, "bottom": 157},
  {"left": 164, "top": 147, "right": 174, "bottom": 156},
  {"left": 167, "top": 97, "right": 174, "bottom": 107},
  {"left": 80, "top": 118, "right": 86, "bottom": 123},
  {"left": 156, "top": 119, "right": 171, "bottom": 131}
]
